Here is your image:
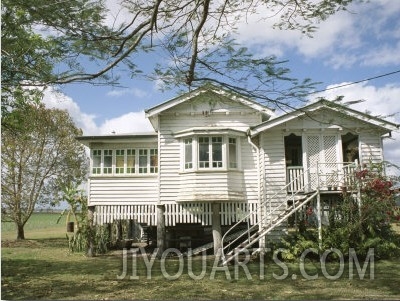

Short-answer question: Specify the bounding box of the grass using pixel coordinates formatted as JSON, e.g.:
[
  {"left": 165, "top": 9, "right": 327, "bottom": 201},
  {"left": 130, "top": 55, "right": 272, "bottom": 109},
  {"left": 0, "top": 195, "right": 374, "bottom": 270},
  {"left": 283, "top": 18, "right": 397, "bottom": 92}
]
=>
[
  {"left": 1, "top": 212, "right": 68, "bottom": 240},
  {"left": 2, "top": 241, "right": 400, "bottom": 300},
  {"left": 2, "top": 214, "right": 400, "bottom": 300}
]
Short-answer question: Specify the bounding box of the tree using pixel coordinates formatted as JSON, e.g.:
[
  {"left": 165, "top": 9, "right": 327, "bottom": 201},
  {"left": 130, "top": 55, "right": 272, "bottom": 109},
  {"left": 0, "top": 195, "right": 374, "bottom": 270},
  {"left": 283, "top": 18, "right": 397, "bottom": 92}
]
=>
[
  {"left": 2, "top": 0, "right": 359, "bottom": 114},
  {"left": 1, "top": 104, "right": 88, "bottom": 239}
]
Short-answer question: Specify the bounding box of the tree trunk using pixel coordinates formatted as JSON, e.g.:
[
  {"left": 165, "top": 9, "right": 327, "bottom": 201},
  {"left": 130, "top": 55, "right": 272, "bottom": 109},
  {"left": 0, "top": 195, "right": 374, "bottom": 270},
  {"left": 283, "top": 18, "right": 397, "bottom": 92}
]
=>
[{"left": 17, "top": 223, "right": 25, "bottom": 240}]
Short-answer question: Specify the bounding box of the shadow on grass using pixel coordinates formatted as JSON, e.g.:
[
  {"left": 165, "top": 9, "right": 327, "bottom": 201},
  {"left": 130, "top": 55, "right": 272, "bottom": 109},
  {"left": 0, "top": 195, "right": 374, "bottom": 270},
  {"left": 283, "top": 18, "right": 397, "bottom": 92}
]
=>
[{"left": 2, "top": 237, "right": 68, "bottom": 249}]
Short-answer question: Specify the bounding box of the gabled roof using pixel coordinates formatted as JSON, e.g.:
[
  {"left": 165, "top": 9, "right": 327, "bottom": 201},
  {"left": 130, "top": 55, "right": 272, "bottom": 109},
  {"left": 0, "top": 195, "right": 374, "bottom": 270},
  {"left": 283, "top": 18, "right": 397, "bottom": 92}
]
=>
[
  {"left": 250, "top": 99, "right": 399, "bottom": 136},
  {"left": 145, "top": 84, "right": 274, "bottom": 130}
]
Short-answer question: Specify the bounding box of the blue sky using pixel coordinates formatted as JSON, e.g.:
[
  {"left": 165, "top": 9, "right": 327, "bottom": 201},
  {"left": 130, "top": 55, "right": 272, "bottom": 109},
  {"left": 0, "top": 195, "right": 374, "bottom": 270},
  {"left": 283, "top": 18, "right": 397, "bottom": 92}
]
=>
[{"left": 42, "top": 0, "right": 400, "bottom": 172}]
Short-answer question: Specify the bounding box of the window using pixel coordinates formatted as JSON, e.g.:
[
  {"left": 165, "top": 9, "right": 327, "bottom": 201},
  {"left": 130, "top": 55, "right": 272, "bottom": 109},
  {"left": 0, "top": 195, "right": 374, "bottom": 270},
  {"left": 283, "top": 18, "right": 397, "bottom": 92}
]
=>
[
  {"left": 150, "top": 149, "right": 158, "bottom": 173},
  {"left": 139, "top": 149, "right": 148, "bottom": 174},
  {"left": 229, "top": 138, "right": 237, "bottom": 168},
  {"left": 182, "top": 135, "right": 239, "bottom": 171},
  {"left": 198, "top": 136, "right": 223, "bottom": 169},
  {"left": 115, "top": 149, "right": 125, "bottom": 174},
  {"left": 126, "top": 149, "right": 135, "bottom": 173},
  {"left": 184, "top": 138, "right": 193, "bottom": 169},
  {"left": 199, "top": 137, "right": 210, "bottom": 168},
  {"left": 212, "top": 137, "right": 223, "bottom": 168},
  {"left": 92, "top": 150, "right": 101, "bottom": 174},
  {"left": 91, "top": 148, "right": 157, "bottom": 175},
  {"left": 103, "top": 149, "right": 113, "bottom": 174}
]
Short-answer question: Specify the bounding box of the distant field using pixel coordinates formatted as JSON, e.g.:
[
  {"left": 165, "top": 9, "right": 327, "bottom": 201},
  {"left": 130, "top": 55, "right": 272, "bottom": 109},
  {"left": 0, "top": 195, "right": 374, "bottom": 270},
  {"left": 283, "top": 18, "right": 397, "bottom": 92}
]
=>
[{"left": 1, "top": 212, "right": 68, "bottom": 240}]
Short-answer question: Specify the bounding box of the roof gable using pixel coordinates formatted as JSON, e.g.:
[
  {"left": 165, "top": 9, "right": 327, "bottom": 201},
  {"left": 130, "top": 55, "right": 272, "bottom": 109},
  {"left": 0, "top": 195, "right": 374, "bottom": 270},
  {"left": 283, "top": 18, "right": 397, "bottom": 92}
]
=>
[
  {"left": 250, "top": 100, "right": 399, "bottom": 136},
  {"left": 145, "top": 84, "right": 273, "bottom": 130}
]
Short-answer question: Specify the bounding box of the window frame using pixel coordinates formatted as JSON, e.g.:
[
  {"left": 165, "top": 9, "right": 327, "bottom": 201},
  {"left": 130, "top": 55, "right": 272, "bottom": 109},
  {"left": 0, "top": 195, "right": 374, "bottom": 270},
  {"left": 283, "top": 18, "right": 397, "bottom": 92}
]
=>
[
  {"left": 91, "top": 147, "right": 158, "bottom": 176},
  {"left": 182, "top": 135, "right": 240, "bottom": 172}
]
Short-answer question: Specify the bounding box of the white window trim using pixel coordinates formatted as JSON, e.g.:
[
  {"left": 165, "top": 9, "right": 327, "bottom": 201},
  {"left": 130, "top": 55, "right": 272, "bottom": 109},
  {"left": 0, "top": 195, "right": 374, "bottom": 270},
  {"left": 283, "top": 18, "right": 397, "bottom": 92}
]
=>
[
  {"left": 181, "top": 135, "right": 241, "bottom": 172},
  {"left": 91, "top": 147, "right": 158, "bottom": 176}
]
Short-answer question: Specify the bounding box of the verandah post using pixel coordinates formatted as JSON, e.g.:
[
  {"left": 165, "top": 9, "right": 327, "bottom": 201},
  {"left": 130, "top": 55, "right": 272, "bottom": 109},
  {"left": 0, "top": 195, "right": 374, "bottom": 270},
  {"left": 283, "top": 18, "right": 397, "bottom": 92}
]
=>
[
  {"left": 212, "top": 202, "right": 222, "bottom": 258},
  {"left": 156, "top": 204, "right": 166, "bottom": 258},
  {"left": 316, "top": 162, "right": 322, "bottom": 251}
]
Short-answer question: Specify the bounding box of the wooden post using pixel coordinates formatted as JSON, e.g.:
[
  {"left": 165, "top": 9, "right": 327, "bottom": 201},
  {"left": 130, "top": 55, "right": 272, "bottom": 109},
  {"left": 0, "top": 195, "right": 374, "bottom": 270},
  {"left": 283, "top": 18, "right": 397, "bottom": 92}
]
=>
[
  {"left": 317, "top": 191, "right": 322, "bottom": 251},
  {"left": 316, "top": 162, "right": 322, "bottom": 251},
  {"left": 127, "top": 219, "right": 134, "bottom": 239},
  {"left": 212, "top": 203, "right": 222, "bottom": 257},
  {"left": 87, "top": 206, "right": 95, "bottom": 257},
  {"left": 156, "top": 204, "right": 166, "bottom": 258},
  {"left": 115, "top": 219, "right": 123, "bottom": 242}
]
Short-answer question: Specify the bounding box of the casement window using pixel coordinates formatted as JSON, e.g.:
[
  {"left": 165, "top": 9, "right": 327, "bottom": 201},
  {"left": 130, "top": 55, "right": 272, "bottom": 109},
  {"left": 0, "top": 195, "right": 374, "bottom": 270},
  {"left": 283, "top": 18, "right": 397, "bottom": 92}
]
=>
[
  {"left": 183, "top": 136, "right": 239, "bottom": 171},
  {"left": 150, "top": 149, "right": 158, "bottom": 173},
  {"left": 198, "top": 136, "right": 223, "bottom": 168},
  {"left": 115, "top": 150, "right": 125, "bottom": 174},
  {"left": 91, "top": 148, "right": 157, "bottom": 175},
  {"left": 228, "top": 138, "right": 238, "bottom": 168},
  {"left": 92, "top": 150, "right": 102, "bottom": 174},
  {"left": 198, "top": 137, "right": 211, "bottom": 168},
  {"left": 103, "top": 150, "right": 113, "bottom": 174},
  {"left": 139, "top": 149, "right": 148, "bottom": 174},
  {"left": 184, "top": 138, "right": 193, "bottom": 169},
  {"left": 126, "top": 149, "right": 135, "bottom": 174},
  {"left": 211, "top": 137, "right": 223, "bottom": 168}
]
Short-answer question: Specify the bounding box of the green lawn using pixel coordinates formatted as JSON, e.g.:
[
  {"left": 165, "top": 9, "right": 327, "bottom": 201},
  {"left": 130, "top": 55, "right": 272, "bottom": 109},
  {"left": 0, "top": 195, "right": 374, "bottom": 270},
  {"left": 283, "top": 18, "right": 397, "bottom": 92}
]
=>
[
  {"left": 2, "top": 239, "right": 400, "bottom": 300},
  {"left": 1, "top": 214, "right": 400, "bottom": 300},
  {"left": 1, "top": 212, "right": 68, "bottom": 240}
]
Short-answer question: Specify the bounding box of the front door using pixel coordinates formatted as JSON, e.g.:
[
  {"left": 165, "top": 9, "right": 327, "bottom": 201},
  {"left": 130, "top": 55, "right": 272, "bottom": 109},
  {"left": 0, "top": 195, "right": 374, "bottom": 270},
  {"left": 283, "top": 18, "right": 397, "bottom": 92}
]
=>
[{"left": 303, "top": 134, "right": 340, "bottom": 191}]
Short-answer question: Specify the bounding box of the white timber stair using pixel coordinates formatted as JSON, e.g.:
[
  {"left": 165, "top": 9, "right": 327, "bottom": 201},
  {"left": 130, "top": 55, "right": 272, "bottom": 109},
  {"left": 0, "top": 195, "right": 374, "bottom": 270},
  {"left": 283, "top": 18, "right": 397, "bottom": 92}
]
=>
[{"left": 221, "top": 191, "right": 318, "bottom": 266}]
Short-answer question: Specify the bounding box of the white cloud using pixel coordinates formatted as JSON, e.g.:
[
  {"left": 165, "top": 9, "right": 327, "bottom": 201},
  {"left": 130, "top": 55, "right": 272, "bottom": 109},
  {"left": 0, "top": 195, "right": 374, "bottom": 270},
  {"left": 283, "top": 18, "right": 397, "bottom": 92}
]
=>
[
  {"left": 42, "top": 87, "right": 98, "bottom": 135},
  {"left": 234, "top": 0, "right": 400, "bottom": 68},
  {"left": 103, "top": 1, "right": 132, "bottom": 29},
  {"left": 360, "top": 41, "right": 400, "bottom": 67},
  {"left": 312, "top": 82, "right": 400, "bottom": 170},
  {"left": 107, "top": 87, "right": 148, "bottom": 98},
  {"left": 42, "top": 87, "right": 154, "bottom": 136},
  {"left": 98, "top": 111, "right": 154, "bottom": 135}
]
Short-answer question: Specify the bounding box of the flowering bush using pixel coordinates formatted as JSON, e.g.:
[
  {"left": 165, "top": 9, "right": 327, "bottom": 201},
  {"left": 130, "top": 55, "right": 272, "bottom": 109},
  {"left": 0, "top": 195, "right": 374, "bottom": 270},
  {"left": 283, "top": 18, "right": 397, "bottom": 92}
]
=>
[
  {"left": 324, "top": 163, "right": 400, "bottom": 258},
  {"left": 283, "top": 162, "right": 400, "bottom": 260}
]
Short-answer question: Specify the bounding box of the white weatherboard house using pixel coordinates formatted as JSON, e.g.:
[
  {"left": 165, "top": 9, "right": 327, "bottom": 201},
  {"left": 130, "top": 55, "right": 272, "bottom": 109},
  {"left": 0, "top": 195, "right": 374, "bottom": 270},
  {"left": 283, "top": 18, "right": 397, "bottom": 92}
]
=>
[{"left": 77, "top": 84, "right": 399, "bottom": 262}]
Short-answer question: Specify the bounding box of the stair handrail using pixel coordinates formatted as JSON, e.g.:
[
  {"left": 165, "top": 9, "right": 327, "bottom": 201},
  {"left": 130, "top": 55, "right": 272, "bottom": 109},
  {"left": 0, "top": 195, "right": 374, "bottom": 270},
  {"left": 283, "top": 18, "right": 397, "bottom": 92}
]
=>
[
  {"left": 221, "top": 165, "right": 314, "bottom": 255},
  {"left": 221, "top": 161, "right": 358, "bottom": 258},
  {"left": 221, "top": 191, "right": 319, "bottom": 265}
]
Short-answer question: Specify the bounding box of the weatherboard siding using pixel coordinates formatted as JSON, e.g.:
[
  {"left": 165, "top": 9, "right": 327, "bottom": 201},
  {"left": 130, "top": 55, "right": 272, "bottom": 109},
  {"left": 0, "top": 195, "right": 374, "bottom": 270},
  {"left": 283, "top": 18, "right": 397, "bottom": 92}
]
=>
[
  {"left": 88, "top": 176, "right": 158, "bottom": 205},
  {"left": 158, "top": 99, "right": 262, "bottom": 205},
  {"left": 359, "top": 132, "right": 384, "bottom": 165}
]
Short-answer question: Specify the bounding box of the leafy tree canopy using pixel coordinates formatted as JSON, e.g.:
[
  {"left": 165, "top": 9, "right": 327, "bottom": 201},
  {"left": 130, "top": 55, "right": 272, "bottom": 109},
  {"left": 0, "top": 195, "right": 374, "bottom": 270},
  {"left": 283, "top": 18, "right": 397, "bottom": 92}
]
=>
[{"left": 2, "top": 0, "right": 358, "bottom": 115}]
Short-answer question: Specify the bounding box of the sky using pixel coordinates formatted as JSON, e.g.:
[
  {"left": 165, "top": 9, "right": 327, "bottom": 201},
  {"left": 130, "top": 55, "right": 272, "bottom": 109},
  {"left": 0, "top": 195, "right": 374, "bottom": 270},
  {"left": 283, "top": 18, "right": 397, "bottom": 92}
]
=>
[{"left": 42, "top": 0, "right": 400, "bottom": 174}]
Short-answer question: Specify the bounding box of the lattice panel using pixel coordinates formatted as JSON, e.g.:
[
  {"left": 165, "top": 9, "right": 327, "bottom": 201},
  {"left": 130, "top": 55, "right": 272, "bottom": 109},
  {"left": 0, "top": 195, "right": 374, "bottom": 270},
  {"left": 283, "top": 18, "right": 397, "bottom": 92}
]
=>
[
  {"left": 323, "top": 135, "right": 337, "bottom": 165},
  {"left": 323, "top": 135, "right": 339, "bottom": 186},
  {"left": 306, "top": 135, "right": 320, "bottom": 189},
  {"left": 307, "top": 135, "right": 320, "bottom": 167}
]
